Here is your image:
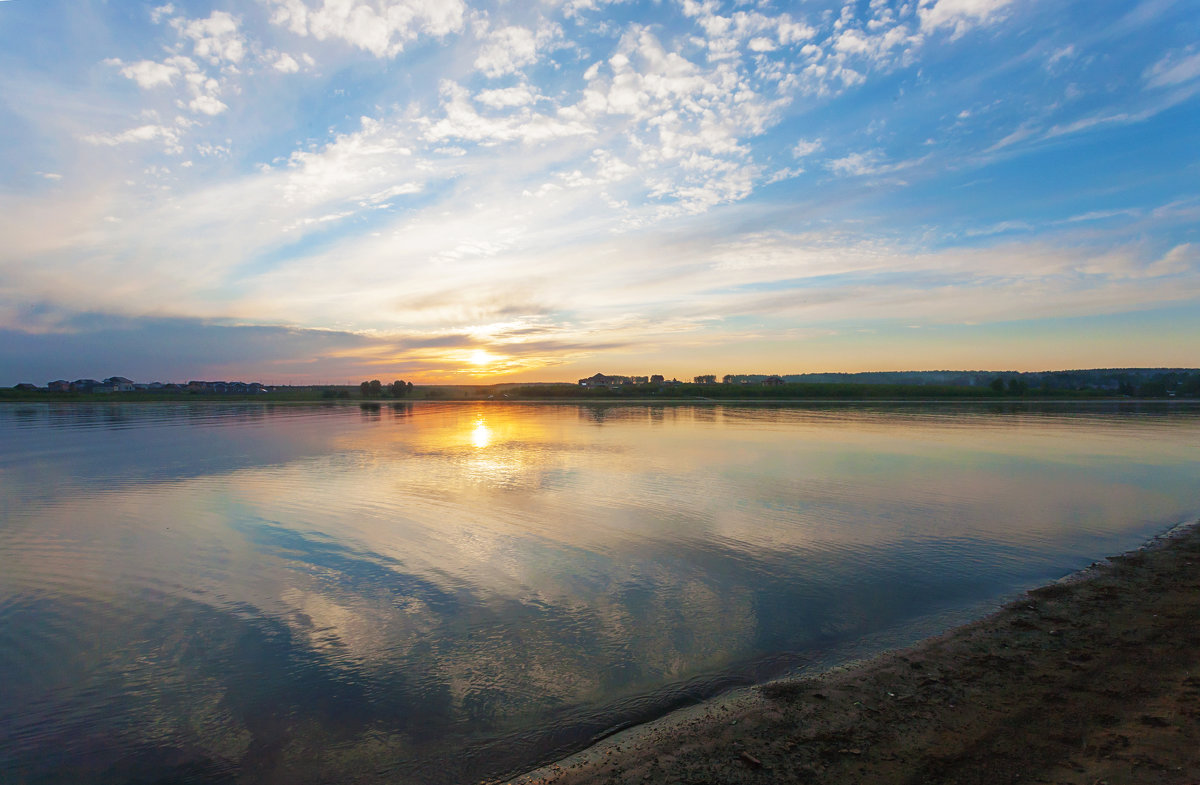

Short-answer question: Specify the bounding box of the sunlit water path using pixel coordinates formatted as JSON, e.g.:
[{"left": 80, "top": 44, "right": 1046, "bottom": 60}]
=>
[{"left": 2, "top": 401, "right": 1198, "bottom": 784}]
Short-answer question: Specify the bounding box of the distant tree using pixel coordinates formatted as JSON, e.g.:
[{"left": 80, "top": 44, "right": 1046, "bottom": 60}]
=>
[
  {"left": 1007, "top": 377, "right": 1028, "bottom": 396},
  {"left": 360, "top": 379, "right": 383, "bottom": 398},
  {"left": 407, "top": 381, "right": 414, "bottom": 393},
  {"left": 989, "top": 377, "right": 1005, "bottom": 393},
  {"left": 1139, "top": 379, "right": 1168, "bottom": 397},
  {"left": 1181, "top": 373, "right": 1200, "bottom": 396},
  {"left": 389, "top": 380, "right": 407, "bottom": 397}
]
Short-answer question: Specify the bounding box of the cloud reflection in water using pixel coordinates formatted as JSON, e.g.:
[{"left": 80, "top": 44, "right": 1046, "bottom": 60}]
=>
[{"left": 2, "top": 402, "right": 1199, "bottom": 784}]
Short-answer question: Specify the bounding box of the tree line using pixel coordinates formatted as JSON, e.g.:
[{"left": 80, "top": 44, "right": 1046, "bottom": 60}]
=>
[{"left": 359, "top": 379, "right": 413, "bottom": 398}]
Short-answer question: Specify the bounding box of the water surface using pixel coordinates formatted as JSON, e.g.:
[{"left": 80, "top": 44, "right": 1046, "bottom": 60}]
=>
[{"left": 2, "top": 401, "right": 1198, "bottom": 783}]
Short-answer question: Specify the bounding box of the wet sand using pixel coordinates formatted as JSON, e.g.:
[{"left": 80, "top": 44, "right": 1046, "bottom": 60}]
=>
[{"left": 506, "top": 520, "right": 1200, "bottom": 785}]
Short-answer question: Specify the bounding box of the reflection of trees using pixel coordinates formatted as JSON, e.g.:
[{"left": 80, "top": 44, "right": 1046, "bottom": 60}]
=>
[{"left": 581, "top": 405, "right": 609, "bottom": 425}]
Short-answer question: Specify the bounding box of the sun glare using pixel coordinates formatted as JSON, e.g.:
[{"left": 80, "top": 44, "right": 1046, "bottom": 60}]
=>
[
  {"left": 471, "top": 419, "right": 492, "bottom": 448},
  {"left": 469, "top": 350, "right": 493, "bottom": 366}
]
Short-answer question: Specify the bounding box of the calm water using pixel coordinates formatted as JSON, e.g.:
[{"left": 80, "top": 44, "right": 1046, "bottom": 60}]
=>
[{"left": 2, "top": 401, "right": 1198, "bottom": 784}]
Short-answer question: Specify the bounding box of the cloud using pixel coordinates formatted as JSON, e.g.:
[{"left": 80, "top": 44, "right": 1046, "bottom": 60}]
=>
[
  {"left": 107, "top": 58, "right": 181, "bottom": 89},
  {"left": 985, "top": 121, "right": 1038, "bottom": 152},
  {"left": 188, "top": 95, "right": 228, "bottom": 116},
  {"left": 273, "top": 52, "right": 301, "bottom": 73},
  {"left": 265, "top": 0, "right": 466, "bottom": 58},
  {"left": 474, "top": 24, "right": 560, "bottom": 79},
  {"left": 918, "top": 0, "right": 1013, "bottom": 38},
  {"left": 83, "top": 124, "right": 183, "bottom": 154},
  {"left": 474, "top": 84, "right": 540, "bottom": 109},
  {"left": 172, "top": 11, "right": 246, "bottom": 65},
  {"left": 1144, "top": 48, "right": 1200, "bottom": 88},
  {"left": 422, "top": 81, "right": 592, "bottom": 144},
  {"left": 791, "top": 138, "right": 822, "bottom": 158},
  {"left": 826, "top": 149, "right": 926, "bottom": 177},
  {"left": 0, "top": 314, "right": 386, "bottom": 384},
  {"left": 1143, "top": 243, "right": 1198, "bottom": 278}
]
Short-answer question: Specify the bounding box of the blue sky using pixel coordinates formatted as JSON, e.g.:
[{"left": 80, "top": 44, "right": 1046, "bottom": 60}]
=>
[{"left": 1, "top": 0, "right": 1197, "bottom": 384}]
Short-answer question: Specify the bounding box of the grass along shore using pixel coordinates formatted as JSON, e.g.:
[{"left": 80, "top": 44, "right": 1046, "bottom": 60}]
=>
[
  {"left": 0, "top": 382, "right": 1171, "bottom": 405},
  {"left": 504, "top": 519, "right": 1200, "bottom": 785}
]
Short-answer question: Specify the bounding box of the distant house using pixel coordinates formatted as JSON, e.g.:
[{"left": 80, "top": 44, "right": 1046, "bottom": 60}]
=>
[
  {"left": 762, "top": 376, "right": 785, "bottom": 386},
  {"left": 650, "top": 374, "right": 664, "bottom": 384},
  {"left": 103, "top": 376, "right": 135, "bottom": 392},
  {"left": 71, "top": 379, "right": 100, "bottom": 392},
  {"left": 47, "top": 380, "right": 71, "bottom": 392},
  {"left": 578, "top": 373, "right": 631, "bottom": 388},
  {"left": 14, "top": 383, "right": 38, "bottom": 392}
]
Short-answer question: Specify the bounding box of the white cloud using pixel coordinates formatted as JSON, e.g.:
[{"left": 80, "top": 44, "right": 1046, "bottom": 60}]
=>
[
  {"left": 188, "top": 95, "right": 228, "bottom": 116},
  {"left": 827, "top": 149, "right": 928, "bottom": 177},
  {"left": 475, "top": 84, "right": 540, "bottom": 109},
  {"left": 985, "top": 121, "right": 1038, "bottom": 152},
  {"left": 266, "top": 0, "right": 466, "bottom": 58},
  {"left": 107, "top": 58, "right": 181, "bottom": 89},
  {"left": 423, "top": 81, "right": 592, "bottom": 145},
  {"left": 150, "top": 4, "right": 175, "bottom": 24},
  {"left": 273, "top": 52, "right": 301, "bottom": 73},
  {"left": 172, "top": 11, "right": 246, "bottom": 65},
  {"left": 1144, "top": 48, "right": 1200, "bottom": 89},
  {"left": 475, "top": 25, "right": 541, "bottom": 78},
  {"left": 1047, "top": 44, "right": 1075, "bottom": 70},
  {"left": 83, "top": 124, "right": 183, "bottom": 154},
  {"left": 1143, "top": 243, "right": 1198, "bottom": 278},
  {"left": 918, "top": 0, "right": 1013, "bottom": 38},
  {"left": 791, "top": 138, "right": 822, "bottom": 158}
]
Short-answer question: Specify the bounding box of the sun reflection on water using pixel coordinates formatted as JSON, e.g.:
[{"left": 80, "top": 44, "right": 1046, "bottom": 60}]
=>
[{"left": 471, "top": 418, "right": 492, "bottom": 449}]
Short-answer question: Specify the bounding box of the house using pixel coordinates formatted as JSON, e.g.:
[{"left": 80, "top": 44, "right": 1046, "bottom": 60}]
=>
[
  {"left": 47, "top": 380, "right": 71, "bottom": 392},
  {"left": 578, "top": 373, "right": 631, "bottom": 388},
  {"left": 14, "top": 383, "right": 39, "bottom": 391},
  {"left": 763, "top": 376, "right": 785, "bottom": 386},
  {"left": 71, "top": 379, "right": 100, "bottom": 392},
  {"left": 103, "top": 376, "right": 135, "bottom": 392}
]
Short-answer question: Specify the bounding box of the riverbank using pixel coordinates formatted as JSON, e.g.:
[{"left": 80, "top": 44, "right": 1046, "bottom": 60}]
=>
[{"left": 506, "top": 520, "right": 1200, "bottom": 785}]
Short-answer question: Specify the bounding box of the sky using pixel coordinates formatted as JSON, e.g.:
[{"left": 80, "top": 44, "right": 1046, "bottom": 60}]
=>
[{"left": 0, "top": 0, "right": 1197, "bottom": 385}]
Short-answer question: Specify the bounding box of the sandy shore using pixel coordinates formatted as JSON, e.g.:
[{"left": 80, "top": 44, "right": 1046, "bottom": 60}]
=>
[{"left": 505, "top": 520, "right": 1200, "bottom": 785}]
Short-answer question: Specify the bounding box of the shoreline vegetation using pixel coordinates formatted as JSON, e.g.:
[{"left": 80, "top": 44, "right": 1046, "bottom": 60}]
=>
[
  {"left": 4, "top": 368, "right": 1198, "bottom": 403},
  {"left": 504, "top": 519, "right": 1200, "bottom": 785},
  {"left": 3, "top": 382, "right": 1198, "bottom": 405}
]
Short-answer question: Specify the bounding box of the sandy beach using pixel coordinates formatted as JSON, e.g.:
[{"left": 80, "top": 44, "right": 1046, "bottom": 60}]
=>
[{"left": 505, "top": 519, "right": 1200, "bottom": 785}]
